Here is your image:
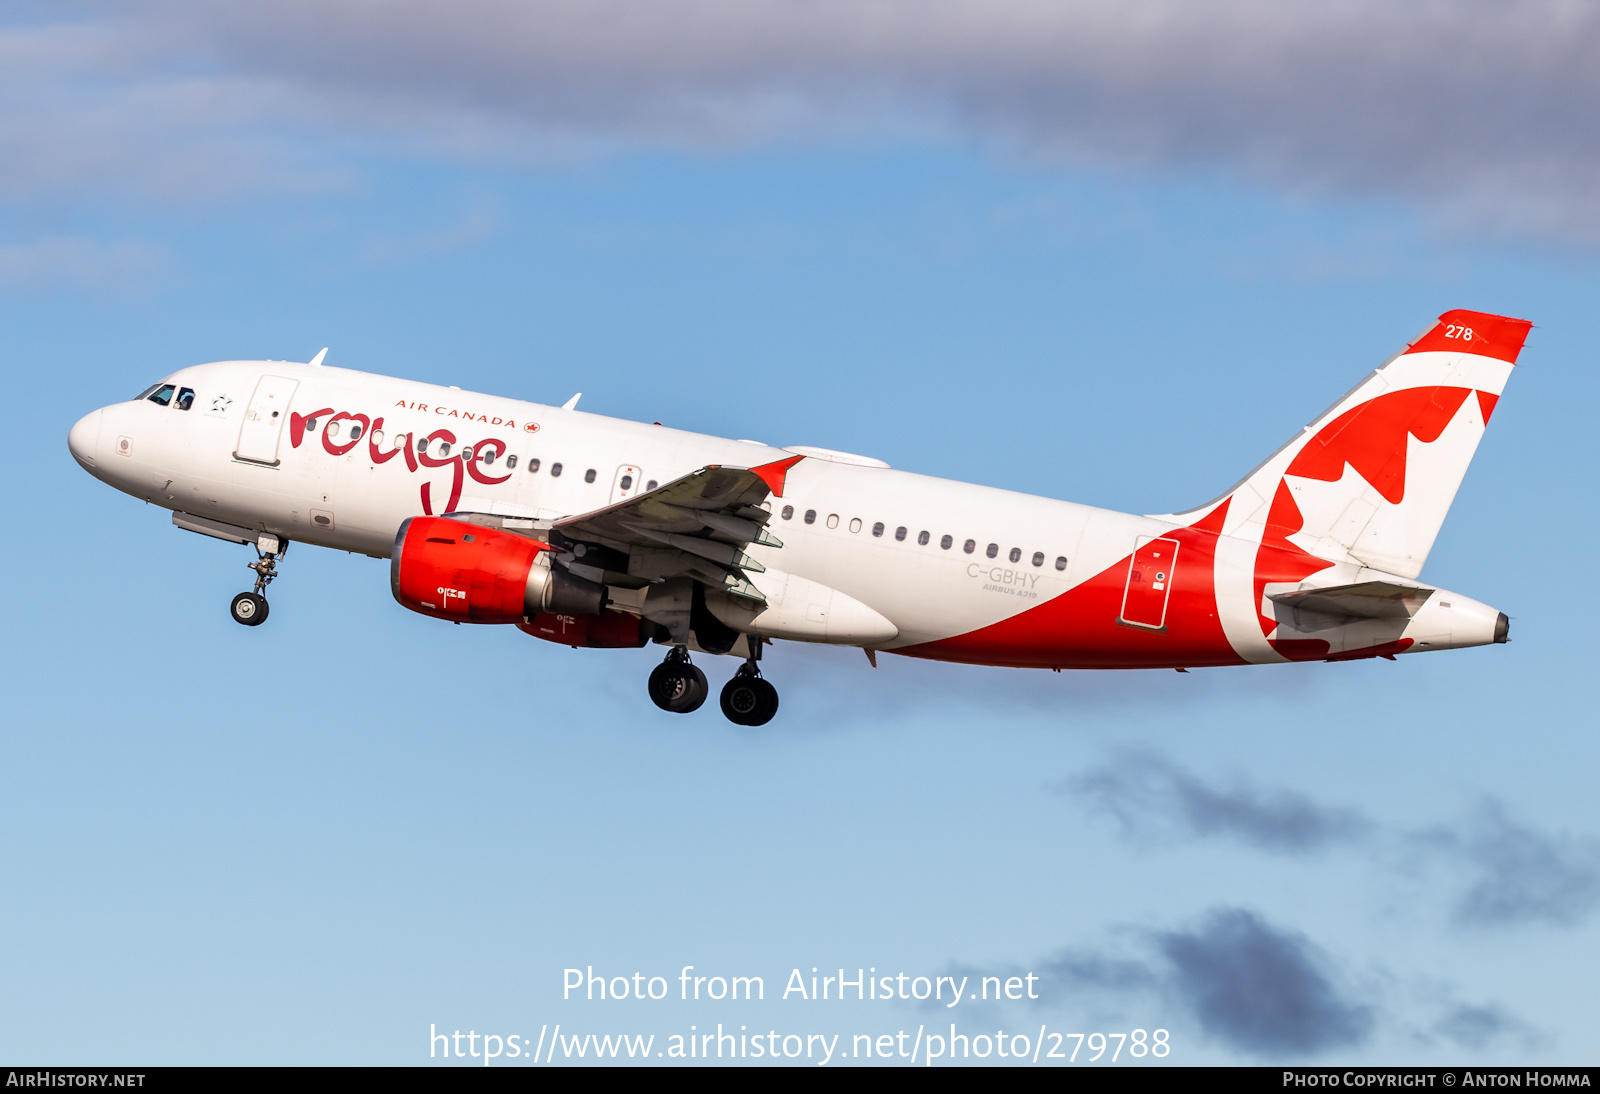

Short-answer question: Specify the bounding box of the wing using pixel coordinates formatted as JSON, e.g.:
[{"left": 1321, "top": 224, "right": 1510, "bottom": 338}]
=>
[{"left": 549, "top": 455, "right": 805, "bottom": 605}]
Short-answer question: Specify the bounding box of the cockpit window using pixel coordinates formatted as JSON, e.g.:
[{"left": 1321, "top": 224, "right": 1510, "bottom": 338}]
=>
[
  {"left": 175, "top": 387, "right": 195, "bottom": 411},
  {"left": 147, "top": 384, "right": 175, "bottom": 407},
  {"left": 135, "top": 383, "right": 163, "bottom": 401}
]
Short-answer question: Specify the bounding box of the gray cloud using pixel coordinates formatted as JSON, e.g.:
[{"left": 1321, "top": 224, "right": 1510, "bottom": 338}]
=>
[
  {"left": 948, "top": 908, "right": 1374, "bottom": 1057},
  {"left": 1158, "top": 908, "right": 1373, "bottom": 1056},
  {"left": 941, "top": 908, "right": 1544, "bottom": 1058},
  {"left": 11, "top": 2, "right": 1600, "bottom": 240},
  {"left": 1429, "top": 1001, "right": 1533, "bottom": 1050},
  {"left": 1065, "top": 756, "right": 1600, "bottom": 934},
  {"left": 1417, "top": 802, "right": 1600, "bottom": 929},
  {"left": 1067, "top": 752, "right": 1369, "bottom": 853}
]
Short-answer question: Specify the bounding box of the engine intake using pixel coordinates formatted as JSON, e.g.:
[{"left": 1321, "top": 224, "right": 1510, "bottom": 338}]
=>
[{"left": 391, "top": 516, "right": 605, "bottom": 624}]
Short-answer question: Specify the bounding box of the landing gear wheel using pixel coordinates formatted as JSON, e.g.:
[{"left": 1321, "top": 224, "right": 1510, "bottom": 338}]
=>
[
  {"left": 234, "top": 536, "right": 285, "bottom": 628},
  {"left": 648, "top": 652, "right": 709, "bottom": 713},
  {"left": 230, "top": 592, "right": 269, "bottom": 626},
  {"left": 720, "top": 670, "right": 779, "bottom": 726}
]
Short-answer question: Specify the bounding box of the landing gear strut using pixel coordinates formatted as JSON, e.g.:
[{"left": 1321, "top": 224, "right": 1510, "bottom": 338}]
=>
[
  {"left": 230, "top": 536, "right": 285, "bottom": 627},
  {"left": 648, "top": 647, "right": 709, "bottom": 713},
  {"left": 720, "top": 661, "right": 779, "bottom": 727}
]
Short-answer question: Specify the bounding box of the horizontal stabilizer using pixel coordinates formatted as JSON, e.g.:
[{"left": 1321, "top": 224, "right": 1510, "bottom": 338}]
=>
[{"left": 1269, "top": 581, "right": 1433, "bottom": 621}]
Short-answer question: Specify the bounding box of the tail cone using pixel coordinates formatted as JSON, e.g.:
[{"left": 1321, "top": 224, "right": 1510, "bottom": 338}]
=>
[{"left": 1494, "top": 613, "right": 1510, "bottom": 643}]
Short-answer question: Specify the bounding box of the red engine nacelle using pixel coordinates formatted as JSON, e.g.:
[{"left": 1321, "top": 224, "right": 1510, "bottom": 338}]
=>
[
  {"left": 518, "top": 611, "right": 651, "bottom": 648},
  {"left": 391, "top": 516, "right": 605, "bottom": 624}
]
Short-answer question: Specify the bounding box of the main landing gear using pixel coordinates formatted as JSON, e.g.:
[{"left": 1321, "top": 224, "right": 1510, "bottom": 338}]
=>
[
  {"left": 230, "top": 537, "right": 285, "bottom": 627},
  {"left": 647, "top": 647, "right": 780, "bottom": 726},
  {"left": 648, "top": 647, "right": 709, "bottom": 713},
  {"left": 719, "top": 662, "right": 779, "bottom": 727}
]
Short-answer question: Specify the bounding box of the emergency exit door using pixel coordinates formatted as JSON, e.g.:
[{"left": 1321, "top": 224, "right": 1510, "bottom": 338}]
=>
[
  {"left": 234, "top": 375, "right": 300, "bottom": 466},
  {"left": 1119, "top": 536, "right": 1180, "bottom": 630}
]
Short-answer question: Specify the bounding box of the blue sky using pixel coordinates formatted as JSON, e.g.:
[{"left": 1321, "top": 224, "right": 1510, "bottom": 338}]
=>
[{"left": 4, "top": 2, "right": 1600, "bottom": 1066}]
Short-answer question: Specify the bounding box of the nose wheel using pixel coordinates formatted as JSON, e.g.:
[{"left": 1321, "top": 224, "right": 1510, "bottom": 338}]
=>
[
  {"left": 648, "top": 647, "right": 709, "bottom": 713},
  {"left": 230, "top": 591, "right": 268, "bottom": 626},
  {"left": 230, "top": 537, "right": 285, "bottom": 627},
  {"left": 720, "top": 662, "right": 779, "bottom": 726}
]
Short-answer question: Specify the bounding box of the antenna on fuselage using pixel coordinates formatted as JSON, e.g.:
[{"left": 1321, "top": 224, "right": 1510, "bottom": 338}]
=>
[
  {"left": 561, "top": 392, "right": 582, "bottom": 410},
  {"left": 309, "top": 348, "right": 328, "bottom": 367}
]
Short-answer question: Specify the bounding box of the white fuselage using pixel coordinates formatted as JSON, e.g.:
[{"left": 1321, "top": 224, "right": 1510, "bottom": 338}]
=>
[{"left": 68, "top": 357, "right": 1506, "bottom": 668}]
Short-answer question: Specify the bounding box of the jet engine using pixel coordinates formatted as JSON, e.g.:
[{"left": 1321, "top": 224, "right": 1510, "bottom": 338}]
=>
[
  {"left": 518, "top": 611, "right": 651, "bottom": 648},
  {"left": 391, "top": 516, "right": 605, "bottom": 624}
]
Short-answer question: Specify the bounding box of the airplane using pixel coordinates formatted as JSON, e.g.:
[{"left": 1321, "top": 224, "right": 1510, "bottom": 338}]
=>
[{"left": 67, "top": 309, "right": 1526, "bottom": 725}]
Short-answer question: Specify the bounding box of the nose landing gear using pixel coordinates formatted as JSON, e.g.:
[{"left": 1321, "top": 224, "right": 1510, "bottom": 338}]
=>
[
  {"left": 229, "top": 536, "right": 285, "bottom": 627},
  {"left": 648, "top": 647, "right": 709, "bottom": 713},
  {"left": 230, "top": 591, "right": 268, "bottom": 626},
  {"left": 720, "top": 662, "right": 779, "bottom": 726}
]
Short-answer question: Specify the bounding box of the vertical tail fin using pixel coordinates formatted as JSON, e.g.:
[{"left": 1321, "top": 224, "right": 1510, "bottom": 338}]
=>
[{"left": 1176, "top": 309, "right": 1531, "bottom": 579}]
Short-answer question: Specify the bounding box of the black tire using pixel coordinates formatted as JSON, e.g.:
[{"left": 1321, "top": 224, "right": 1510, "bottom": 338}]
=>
[
  {"left": 721, "top": 674, "right": 779, "bottom": 726},
  {"left": 648, "top": 661, "right": 708, "bottom": 714},
  {"left": 230, "top": 592, "right": 268, "bottom": 626}
]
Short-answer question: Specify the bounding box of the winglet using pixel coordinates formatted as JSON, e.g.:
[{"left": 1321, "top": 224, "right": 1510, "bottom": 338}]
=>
[
  {"left": 309, "top": 348, "right": 328, "bottom": 367},
  {"left": 561, "top": 393, "right": 582, "bottom": 410},
  {"left": 750, "top": 454, "right": 805, "bottom": 498}
]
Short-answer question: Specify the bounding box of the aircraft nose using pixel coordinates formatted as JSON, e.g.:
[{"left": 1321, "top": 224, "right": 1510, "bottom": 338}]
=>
[{"left": 68, "top": 409, "right": 103, "bottom": 468}]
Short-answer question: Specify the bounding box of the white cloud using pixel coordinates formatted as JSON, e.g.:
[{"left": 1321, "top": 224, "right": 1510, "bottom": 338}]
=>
[
  {"left": 0, "top": 234, "right": 165, "bottom": 289},
  {"left": 12, "top": 1, "right": 1600, "bottom": 239}
]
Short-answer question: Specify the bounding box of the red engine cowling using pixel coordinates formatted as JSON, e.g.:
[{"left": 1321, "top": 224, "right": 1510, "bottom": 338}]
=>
[
  {"left": 391, "top": 516, "right": 605, "bottom": 624},
  {"left": 518, "top": 611, "right": 651, "bottom": 648}
]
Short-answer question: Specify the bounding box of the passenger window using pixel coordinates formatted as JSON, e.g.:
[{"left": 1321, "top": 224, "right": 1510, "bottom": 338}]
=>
[
  {"left": 1055, "top": 556, "right": 1068, "bottom": 571},
  {"left": 986, "top": 543, "right": 998, "bottom": 558},
  {"left": 1032, "top": 551, "right": 1044, "bottom": 567},
  {"left": 506, "top": 454, "right": 517, "bottom": 468},
  {"left": 619, "top": 474, "right": 632, "bottom": 490},
  {"left": 371, "top": 429, "right": 384, "bottom": 447},
  {"left": 584, "top": 468, "right": 597, "bottom": 483},
  {"left": 804, "top": 510, "right": 817, "bottom": 524},
  {"left": 328, "top": 421, "right": 340, "bottom": 437},
  {"left": 349, "top": 424, "right": 362, "bottom": 441},
  {"left": 438, "top": 441, "right": 450, "bottom": 457},
  {"left": 147, "top": 385, "right": 175, "bottom": 407},
  {"left": 895, "top": 526, "right": 907, "bottom": 541},
  {"left": 917, "top": 530, "right": 930, "bottom": 546},
  {"left": 416, "top": 435, "right": 426, "bottom": 451},
  {"left": 175, "top": 387, "right": 195, "bottom": 411},
  {"left": 782, "top": 505, "right": 794, "bottom": 520},
  {"left": 963, "top": 539, "right": 976, "bottom": 554},
  {"left": 461, "top": 446, "right": 473, "bottom": 461},
  {"left": 849, "top": 518, "right": 862, "bottom": 533},
  {"left": 1009, "top": 547, "right": 1021, "bottom": 563},
  {"left": 826, "top": 514, "right": 839, "bottom": 529},
  {"left": 550, "top": 462, "right": 562, "bottom": 477},
  {"left": 529, "top": 458, "right": 541, "bottom": 472},
  {"left": 940, "top": 534, "right": 953, "bottom": 550},
  {"left": 646, "top": 480, "right": 658, "bottom": 491},
  {"left": 393, "top": 433, "right": 407, "bottom": 450},
  {"left": 482, "top": 449, "right": 495, "bottom": 465},
  {"left": 872, "top": 522, "right": 885, "bottom": 537},
  {"left": 306, "top": 418, "right": 319, "bottom": 432}
]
